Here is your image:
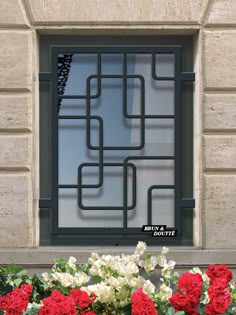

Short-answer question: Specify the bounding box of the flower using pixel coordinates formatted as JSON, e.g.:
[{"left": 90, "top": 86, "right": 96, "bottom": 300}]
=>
[
  {"left": 67, "top": 256, "right": 77, "bottom": 269},
  {"left": 206, "top": 264, "right": 233, "bottom": 285},
  {"left": 69, "top": 289, "right": 93, "bottom": 309},
  {"left": 169, "top": 272, "right": 203, "bottom": 314},
  {"left": 134, "top": 241, "right": 147, "bottom": 256},
  {"left": 0, "top": 243, "right": 236, "bottom": 315},
  {"left": 38, "top": 290, "right": 77, "bottom": 315},
  {"left": 81, "top": 311, "right": 97, "bottom": 315},
  {"left": 131, "top": 288, "right": 158, "bottom": 315},
  {"left": 178, "top": 272, "right": 203, "bottom": 297},
  {"left": 206, "top": 277, "right": 231, "bottom": 315},
  {"left": 0, "top": 284, "right": 32, "bottom": 315}
]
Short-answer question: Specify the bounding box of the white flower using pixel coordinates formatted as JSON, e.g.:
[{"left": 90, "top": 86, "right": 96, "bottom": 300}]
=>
[
  {"left": 138, "top": 256, "right": 157, "bottom": 273},
  {"left": 42, "top": 272, "right": 50, "bottom": 282},
  {"left": 202, "top": 291, "right": 210, "bottom": 305},
  {"left": 158, "top": 283, "right": 173, "bottom": 301},
  {"left": 161, "top": 247, "right": 169, "bottom": 255},
  {"left": 157, "top": 255, "right": 166, "bottom": 267},
  {"left": 52, "top": 272, "right": 74, "bottom": 287},
  {"left": 134, "top": 241, "right": 147, "bottom": 256},
  {"left": 67, "top": 256, "right": 77, "bottom": 269},
  {"left": 82, "top": 283, "right": 115, "bottom": 304},
  {"left": 142, "top": 280, "right": 156, "bottom": 296}
]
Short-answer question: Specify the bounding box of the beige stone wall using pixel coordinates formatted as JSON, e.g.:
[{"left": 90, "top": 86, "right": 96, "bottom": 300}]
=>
[{"left": 0, "top": 0, "right": 236, "bottom": 267}]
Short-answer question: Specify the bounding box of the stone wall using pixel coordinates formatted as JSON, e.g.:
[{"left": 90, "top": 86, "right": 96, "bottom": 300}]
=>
[{"left": 0, "top": 0, "right": 236, "bottom": 269}]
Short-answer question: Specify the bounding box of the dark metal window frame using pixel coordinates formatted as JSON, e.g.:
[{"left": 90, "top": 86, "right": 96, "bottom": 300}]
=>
[{"left": 39, "top": 36, "right": 195, "bottom": 246}]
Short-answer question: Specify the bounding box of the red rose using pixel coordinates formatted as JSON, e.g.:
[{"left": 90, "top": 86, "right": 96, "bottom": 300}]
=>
[
  {"left": 169, "top": 291, "right": 192, "bottom": 311},
  {"left": 5, "top": 310, "right": 22, "bottom": 315},
  {"left": 50, "top": 290, "right": 65, "bottom": 303},
  {"left": 131, "top": 289, "right": 157, "bottom": 315},
  {"left": 206, "top": 265, "right": 232, "bottom": 285},
  {"left": 81, "top": 311, "right": 97, "bottom": 315},
  {"left": 39, "top": 290, "right": 77, "bottom": 315},
  {"left": 206, "top": 302, "right": 220, "bottom": 315},
  {"left": 38, "top": 303, "right": 61, "bottom": 315},
  {"left": 69, "top": 289, "right": 92, "bottom": 309},
  {"left": 212, "top": 294, "right": 231, "bottom": 314},
  {"left": 0, "top": 296, "right": 9, "bottom": 310},
  {"left": 178, "top": 272, "right": 203, "bottom": 297},
  {"left": 131, "top": 288, "right": 144, "bottom": 303},
  {"left": 90, "top": 292, "right": 96, "bottom": 301},
  {"left": 20, "top": 284, "right": 32, "bottom": 296},
  {"left": 207, "top": 279, "right": 229, "bottom": 299}
]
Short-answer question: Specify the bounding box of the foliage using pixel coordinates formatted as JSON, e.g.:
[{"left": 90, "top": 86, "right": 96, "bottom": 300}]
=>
[{"left": 0, "top": 242, "right": 236, "bottom": 315}]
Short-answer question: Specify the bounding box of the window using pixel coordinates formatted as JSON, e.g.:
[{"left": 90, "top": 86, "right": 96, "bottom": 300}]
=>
[{"left": 39, "top": 35, "right": 195, "bottom": 246}]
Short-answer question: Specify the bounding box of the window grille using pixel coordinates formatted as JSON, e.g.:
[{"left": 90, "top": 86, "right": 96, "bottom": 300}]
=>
[{"left": 39, "top": 37, "right": 195, "bottom": 246}]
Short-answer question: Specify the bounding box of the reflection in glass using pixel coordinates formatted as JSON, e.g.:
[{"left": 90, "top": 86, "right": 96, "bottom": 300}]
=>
[{"left": 58, "top": 52, "right": 175, "bottom": 228}]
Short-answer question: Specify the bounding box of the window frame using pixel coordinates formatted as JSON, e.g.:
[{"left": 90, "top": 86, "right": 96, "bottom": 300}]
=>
[{"left": 39, "top": 35, "right": 195, "bottom": 246}]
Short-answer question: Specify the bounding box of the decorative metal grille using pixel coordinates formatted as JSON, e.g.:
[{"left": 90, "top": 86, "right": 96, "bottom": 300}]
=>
[{"left": 39, "top": 45, "right": 195, "bottom": 245}]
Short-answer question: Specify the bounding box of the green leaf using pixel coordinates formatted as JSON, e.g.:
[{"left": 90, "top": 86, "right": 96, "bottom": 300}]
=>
[
  {"left": 13, "top": 278, "right": 22, "bottom": 287},
  {"left": 175, "top": 312, "right": 185, "bottom": 315},
  {"left": 166, "top": 306, "right": 175, "bottom": 315},
  {"left": 6, "top": 264, "right": 25, "bottom": 274},
  {"left": 93, "top": 275, "right": 102, "bottom": 284}
]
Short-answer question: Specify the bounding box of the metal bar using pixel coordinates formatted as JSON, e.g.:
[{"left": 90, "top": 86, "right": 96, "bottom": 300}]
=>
[
  {"left": 50, "top": 49, "right": 59, "bottom": 235},
  {"left": 174, "top": 47, "right": 183, "bottom": 235},
  {"left": 39, "top": 72, "right": 52, "bottom": 81},
  {"left": 180, "top": 198, "right": 195, "bottom": 208},
  {"left": 39, "top": 198, "right": 52, "bottom": 208}
]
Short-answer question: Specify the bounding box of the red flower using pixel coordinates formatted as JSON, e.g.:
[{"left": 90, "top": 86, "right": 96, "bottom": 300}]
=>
[
  {"left": 212, "top": 294, "right": 231, "bottom": 314},
  {"left": 131, "top": 288, "right": 157, "bottom": 315},
  {"left": 0, "top": 285, "right": 32, "bottom": 314},
  {"left": 205, "top": 303, "right": 220, "bottom": 315},
  {"left": 169, "top": 291, "right": 192, "bottom": 311},
  {"left": 81, "top": 311, "right": 97, "bottom": 315},
  {"left": 205, "top": 269, "right": 232, "bottom": 315},
  {"left": 178, "top": 272, "right": 203, "bottom": 297},
  {"left": 20, "top": 284, "right": 32, "bottom": 296},
  {"left": 90, "top": 292, "right": 96, "bottom": 301},
  {"left": 0, "top": 296, "right": 9, "bottom": 310},
  {"left": 69, "top": 289, "right": 92, "bottom": 309},
  {"left": 206, "top": 265, "right": 232, "bottom": 285},
  {"left": 207, "top": 278, "right": 229, "bottom": 298},
  {"left": 39, "top": 290, "right": 77, "bottom": 315},
  {"left": 169, "top": 272, "right": 203, "bottom": 315}
]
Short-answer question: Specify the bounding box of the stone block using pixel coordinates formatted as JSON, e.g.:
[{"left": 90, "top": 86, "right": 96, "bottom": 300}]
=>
[
  {"left": 203, "top": 31, "right": 236, "bottom": 89},
  {"left": 0, "top": 94, "right": 32, "bottom": 131},
  {"left": 203, "top": 136, "right": 236, "bottom": 170},
  {"left": 26, "top": 0, "right": 206, "bottom": 25},
  {"left": 203, "top": 94, "right": 236, "bottom": 130},
  {"left": 207, "top": 0, "right": 236, "bottom": 25},
  {"left": 0, "top": 174, "right": 32, "bottom": 247},
  {"left": 0, "top": 32, "right": 32, "bottom": 90},
  {"left": 203, "top": 175, "right": 236, "bottom": 248},
  {"left": 0, "top": 0, "right": 29, "bottom": 27},
  {"left": 0, "top": 136, "right": 31, "bottom": 169}
]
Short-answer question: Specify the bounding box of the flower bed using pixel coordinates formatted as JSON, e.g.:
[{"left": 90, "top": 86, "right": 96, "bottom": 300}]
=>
[{"left": 0, "top": 242, "right": 235, "bottom": 315}]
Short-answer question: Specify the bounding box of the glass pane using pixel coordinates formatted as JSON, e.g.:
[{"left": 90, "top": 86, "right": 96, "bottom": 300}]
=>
[
  {"left": 58, "top": 119, "right": 100, "bottom": 185},
  {"left": 58, "top": 52, "right": 175, "bottom": 228},
  {"left": 128, "top": 160, "right": 174, "bottom": 227},
  {"left": 58, "top": 189, "right": 123, "bottom": 228},
  {"left": 127, "top": 54, "right": 174, "bottom": 115},
  {"left": 155, "top": 54, "right": 175, "bottom": 77},
  {"left": 151, "top": 189, "right": 174, "bottom": 226},
  {"left": 101, "top": 54, "right": 123, "bottom": 74}
]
